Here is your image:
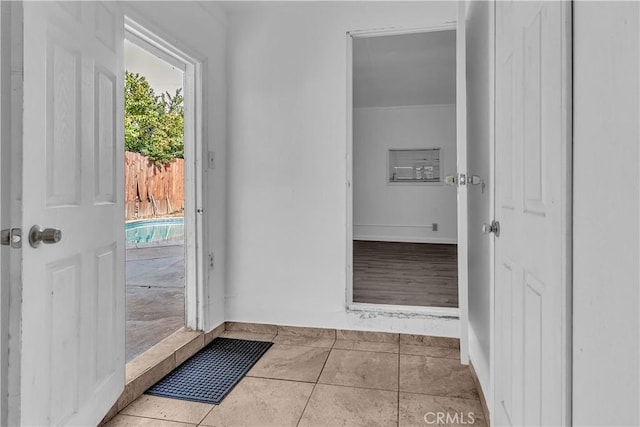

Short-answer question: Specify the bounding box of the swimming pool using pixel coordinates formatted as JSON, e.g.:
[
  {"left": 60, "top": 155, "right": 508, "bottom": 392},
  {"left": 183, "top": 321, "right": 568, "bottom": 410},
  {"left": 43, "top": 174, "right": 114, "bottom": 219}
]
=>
[{"left": 125, "top": 218, "right": 184, "bottom": 245}]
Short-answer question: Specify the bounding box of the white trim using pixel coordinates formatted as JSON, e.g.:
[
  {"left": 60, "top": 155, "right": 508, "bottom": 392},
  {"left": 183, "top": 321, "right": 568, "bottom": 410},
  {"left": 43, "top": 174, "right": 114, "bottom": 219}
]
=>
[
  {"left": 559, "top": 2, "right": 573, "bottom": 425},
  {"left": 0, "top": 5, "right": 5, "bottom": 424},
  {"left": 345, "top": 32, "right": 354, "bottom": 312},
  {"left": 354, "top": 223, "right": 437, "bottom": 229},
  {"left": 469, "top": 321, "right": 490, "bottom": 395},
  {"left": 346, "top": 24, "right": 465, "bottom": 325},
  {"left": 456, "top": 1, "right": 470, "bottom": 365},
  {"left": 353, "top": 103, "right": 456, "bottom": 112},
  {"left": 488, "top": 0, "right": 496, "bottom": 419},
  {"left": 124, "top": 18, "right": 205, "bottom": 331},
  {"left": 349, "top": 23, "right": 457, "bottom": 38},
  {"left": 2, "top": 3, "right": 23, "bottom": 425},
  {"left": 354, "top": 235, "right": 457, "bottom": 245},
  {"left": 348, "top": 303, "right": 459, "bottom": 319}
]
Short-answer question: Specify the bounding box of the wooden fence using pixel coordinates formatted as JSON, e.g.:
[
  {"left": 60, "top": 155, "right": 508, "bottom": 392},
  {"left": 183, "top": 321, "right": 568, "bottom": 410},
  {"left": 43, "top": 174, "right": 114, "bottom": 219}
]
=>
[{"left": 125, "top": 151, "right": 184, "bottom": 220}]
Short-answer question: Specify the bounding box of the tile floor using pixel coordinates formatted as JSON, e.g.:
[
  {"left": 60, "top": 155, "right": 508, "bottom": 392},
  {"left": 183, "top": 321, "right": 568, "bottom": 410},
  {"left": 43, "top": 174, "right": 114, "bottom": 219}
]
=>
[{"left": 106, "top": 330, "right": 487, "bottom": 427}]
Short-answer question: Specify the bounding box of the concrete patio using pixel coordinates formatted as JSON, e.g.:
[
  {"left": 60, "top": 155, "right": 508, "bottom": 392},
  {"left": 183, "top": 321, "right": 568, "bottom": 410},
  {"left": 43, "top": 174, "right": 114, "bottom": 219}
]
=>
[{"left": 126, "top": 244, "right": 185, "bottom": 361}]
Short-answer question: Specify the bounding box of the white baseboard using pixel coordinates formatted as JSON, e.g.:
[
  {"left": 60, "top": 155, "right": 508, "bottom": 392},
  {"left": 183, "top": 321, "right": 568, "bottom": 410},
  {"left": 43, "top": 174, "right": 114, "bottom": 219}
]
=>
[
  {"left": 469, "top": 323, "right": 491, "bottom": 412},
  {"left": 353, "top": 224, "right": 457, "bottom": 244},
  {"left": 354, "top": 235, "right": 457, "bottom": 244}
]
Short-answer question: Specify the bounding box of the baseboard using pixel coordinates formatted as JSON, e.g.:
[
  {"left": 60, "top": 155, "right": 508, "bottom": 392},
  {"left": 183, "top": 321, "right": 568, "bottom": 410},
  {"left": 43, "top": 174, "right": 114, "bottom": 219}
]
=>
[
  {"left": 353, "top": 224, "right": 457, "bottom": 244},
  {"left": 354, "top": 235, "right": 458, "bottom": 244},
  {"left": 469, "top": 360, "right": 491, "bottom": 427}
]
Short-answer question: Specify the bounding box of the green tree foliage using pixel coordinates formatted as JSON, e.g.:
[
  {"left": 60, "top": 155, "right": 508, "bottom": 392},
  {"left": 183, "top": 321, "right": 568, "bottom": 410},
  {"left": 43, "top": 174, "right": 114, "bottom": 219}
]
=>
[{"left": 125, "top": 71, "right": 184, "bottom": 164}]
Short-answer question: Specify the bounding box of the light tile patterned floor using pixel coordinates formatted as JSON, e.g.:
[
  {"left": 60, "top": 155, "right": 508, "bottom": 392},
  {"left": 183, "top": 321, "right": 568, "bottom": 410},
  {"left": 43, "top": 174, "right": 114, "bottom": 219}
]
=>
[{"left": 106, "top": 331, "right": 488, "bottom": 427}]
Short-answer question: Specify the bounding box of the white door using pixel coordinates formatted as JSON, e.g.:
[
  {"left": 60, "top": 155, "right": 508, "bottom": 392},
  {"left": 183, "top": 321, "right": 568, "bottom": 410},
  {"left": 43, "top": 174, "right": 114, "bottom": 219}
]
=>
[
  {"left": 494, "top": 1, "right": 570, "bottom": 426},
  {"left": 21, "top": 2, "right": 125, "bottom": 425}
]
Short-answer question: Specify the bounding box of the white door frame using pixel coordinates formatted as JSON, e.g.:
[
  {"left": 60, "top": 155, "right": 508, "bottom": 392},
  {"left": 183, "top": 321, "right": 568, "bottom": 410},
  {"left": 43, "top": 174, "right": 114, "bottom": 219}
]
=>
[
  {"left": 345, "top": 23, "right": 468, "bottom": 331},
  {"left": 124, "top": 17, "right": 205, "bottom": 331},
  {"left": 455, "top": 2, "right": 469, "bottom": 364},
  {"left": 1, "top": 3, "right": 24, "bottom": 425}
]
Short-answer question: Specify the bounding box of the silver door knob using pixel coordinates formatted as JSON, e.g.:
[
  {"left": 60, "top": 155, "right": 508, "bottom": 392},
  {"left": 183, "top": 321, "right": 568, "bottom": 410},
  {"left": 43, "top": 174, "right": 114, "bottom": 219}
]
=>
[
  {"left": 482, "top": 220, "right": 500, "bottom": 237},
  {"left": 29, "top": 225, "right": 62, "bottom": 248}
]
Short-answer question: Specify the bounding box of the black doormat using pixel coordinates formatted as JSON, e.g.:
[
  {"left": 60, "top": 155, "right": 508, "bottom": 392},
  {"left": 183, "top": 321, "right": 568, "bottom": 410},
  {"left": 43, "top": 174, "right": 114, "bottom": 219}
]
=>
[{"left": 146, "top": 337, "right": 273, "bottom": 404}]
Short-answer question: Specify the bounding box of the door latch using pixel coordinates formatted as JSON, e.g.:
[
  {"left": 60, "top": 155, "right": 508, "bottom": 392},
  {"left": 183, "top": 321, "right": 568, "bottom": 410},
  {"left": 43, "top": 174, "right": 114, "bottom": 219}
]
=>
[
  {"left": 445, "top": 173, "right": 466, "bottom": 186},
  {"left": 482, "top": 220, "right": 500, "bottom": 237},
  {"left": 0, "top": 228, "right": 22, "bottom": 248}
]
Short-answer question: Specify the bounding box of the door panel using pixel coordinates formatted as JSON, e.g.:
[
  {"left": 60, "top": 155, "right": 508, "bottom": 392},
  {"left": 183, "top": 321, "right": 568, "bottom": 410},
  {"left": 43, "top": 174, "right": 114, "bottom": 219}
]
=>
[
  {"left": 22, "top": 2, "right": 124, "bottom": 425},
  {"left": 494, "top": 1, "right": 570, "bottom": 426}
]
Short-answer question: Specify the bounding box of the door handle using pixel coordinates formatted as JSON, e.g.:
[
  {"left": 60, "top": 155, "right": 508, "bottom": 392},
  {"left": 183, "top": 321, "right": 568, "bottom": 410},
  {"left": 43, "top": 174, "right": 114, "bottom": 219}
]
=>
[
  {"left": 29, "top": 225, "right": 62, "bottom": 248},
  {"left": 482, "top": 220, "right": 500, "bottom": 237}
]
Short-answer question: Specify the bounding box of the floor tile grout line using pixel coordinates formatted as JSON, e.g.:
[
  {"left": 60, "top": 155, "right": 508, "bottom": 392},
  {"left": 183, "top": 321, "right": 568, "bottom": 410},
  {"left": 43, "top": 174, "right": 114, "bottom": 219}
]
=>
[
  {"left": 296, "top": 382, "right": 317, "bottom": 427},
  {"left": 117, "top": 412, "right": 197, "bottom": 425},
  {"left": 244, "top": 374, "right": 318, "bottom": 385},
  {"left": 397, "top": 351, "right": 401, "bottom": 427},
  {"left": 398, "top": 353, "right": 459, "bottom": 360},
  {"left": 329, "top": 347, "right": 400, "bottom": 355},
  {"left": 398, "top": 390, "right": 483, "bottom": 402},
  {"left": 196, "top": 404, "right": 217, "bottom": 426},
  {"left": 295, "top": 344, "right": 331, "bottom": 427},
  {"left": 314, "top": 380, "right": 399, "bottom": 393}
]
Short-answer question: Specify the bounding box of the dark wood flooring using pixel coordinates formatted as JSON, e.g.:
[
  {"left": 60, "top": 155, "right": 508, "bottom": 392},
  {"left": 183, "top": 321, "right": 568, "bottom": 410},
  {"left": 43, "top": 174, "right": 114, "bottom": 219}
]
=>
[{"left": 353, "top": 240, "right": 458, "bottom": 308}]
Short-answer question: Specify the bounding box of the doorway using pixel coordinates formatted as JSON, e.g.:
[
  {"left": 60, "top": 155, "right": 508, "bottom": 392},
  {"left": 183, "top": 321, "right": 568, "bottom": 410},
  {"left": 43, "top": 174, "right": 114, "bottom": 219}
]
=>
[
  {"left": 347, "top": 28, "right": 460, "bottom": 313},
  {"left": 123, "top": 38, "right": 185, "bottom": 361},
  {"left": 123, "top": 19, "right": 204, "bottom": 360}
]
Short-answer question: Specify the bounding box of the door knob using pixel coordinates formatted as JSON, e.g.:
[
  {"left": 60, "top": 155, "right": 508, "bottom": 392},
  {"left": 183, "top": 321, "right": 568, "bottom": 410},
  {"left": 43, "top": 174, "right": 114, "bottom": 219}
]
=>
[
  {"left": 29, "top": 225, "right": 62, "bottom": 248},
  {"left": 482, "top": 220, "right": 500, "bottom": 237}
]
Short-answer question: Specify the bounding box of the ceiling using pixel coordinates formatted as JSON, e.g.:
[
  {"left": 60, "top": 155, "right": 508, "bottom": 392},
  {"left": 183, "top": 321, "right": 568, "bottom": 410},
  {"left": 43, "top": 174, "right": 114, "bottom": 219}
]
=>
[{"left": 353, "top": 30, "right": 456, "bottom": 108}]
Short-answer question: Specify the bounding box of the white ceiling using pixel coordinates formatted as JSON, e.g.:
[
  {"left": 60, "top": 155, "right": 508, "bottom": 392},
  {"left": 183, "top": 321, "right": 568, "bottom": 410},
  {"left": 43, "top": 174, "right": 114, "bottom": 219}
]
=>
[{"left": 353, "top": 30, "right": 456, "bottom": 108}]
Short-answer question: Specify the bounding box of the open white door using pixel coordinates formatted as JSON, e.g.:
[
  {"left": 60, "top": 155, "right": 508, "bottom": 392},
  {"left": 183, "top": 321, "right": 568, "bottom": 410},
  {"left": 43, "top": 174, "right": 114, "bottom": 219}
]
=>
[
  {"left": 456, "top": 1, "right": 469, "bottom": 364},
  {"left": 21, "top": 2, "right": 125, "bottom": 425},
  {"left": 494, "top": 1, "right": 571, "bottom": 425}
]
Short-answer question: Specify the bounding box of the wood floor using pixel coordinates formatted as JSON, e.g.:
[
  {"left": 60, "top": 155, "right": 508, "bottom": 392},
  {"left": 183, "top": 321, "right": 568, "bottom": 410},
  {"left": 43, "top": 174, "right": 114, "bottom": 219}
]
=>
[{"left": 353, "top": 240, "right": 458, "bottom": 308}]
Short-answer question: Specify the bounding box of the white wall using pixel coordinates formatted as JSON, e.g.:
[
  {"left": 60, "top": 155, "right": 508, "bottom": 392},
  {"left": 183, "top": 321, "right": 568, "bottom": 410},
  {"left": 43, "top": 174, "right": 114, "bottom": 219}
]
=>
[
  {"left": 573, "top": 3, "right": 640, "bottom": 426},
  {"left": 353, "top": 105, "right": 457, "bottom": 244},
  {"left": 226, "top": 2, "right": 460, "bottom": 336},
  {"left": 125, "top": 2, "right": 227, "bottom": 331},
  {"left": 464, "top": 0, "right": 492, "bottom": 409}
]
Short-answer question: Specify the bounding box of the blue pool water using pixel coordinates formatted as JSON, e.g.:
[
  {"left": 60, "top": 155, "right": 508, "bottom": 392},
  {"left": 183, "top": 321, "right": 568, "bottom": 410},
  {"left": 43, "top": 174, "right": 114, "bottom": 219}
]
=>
[{"left": 126, "top": 218, "right": 184, "bottom": 245}]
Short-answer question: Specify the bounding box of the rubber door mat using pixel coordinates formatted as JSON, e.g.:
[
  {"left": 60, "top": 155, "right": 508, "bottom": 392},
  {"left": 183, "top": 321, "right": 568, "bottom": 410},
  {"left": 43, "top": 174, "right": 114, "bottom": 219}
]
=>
[{"left": 146, "top": 337, "right": 273, "bottom": 404}]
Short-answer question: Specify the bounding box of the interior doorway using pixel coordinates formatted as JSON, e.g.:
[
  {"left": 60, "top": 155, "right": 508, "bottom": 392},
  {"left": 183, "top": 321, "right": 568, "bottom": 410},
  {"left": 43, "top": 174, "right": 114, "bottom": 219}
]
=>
[
  {"left": 123, "top": 19, "right": 204, "bottom": 361},
  {"left": 348, "top": 28, "right": 460, "bottom": 312}
]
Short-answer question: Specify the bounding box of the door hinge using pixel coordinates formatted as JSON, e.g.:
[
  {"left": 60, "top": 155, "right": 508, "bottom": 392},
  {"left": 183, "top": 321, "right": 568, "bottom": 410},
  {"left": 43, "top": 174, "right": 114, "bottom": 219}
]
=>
[
  {"left": 0, "top": 228, "right": 22, "bottom": 248},
  {"left": 209, "top": 253, "right": 215, "bottom": 269}
]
